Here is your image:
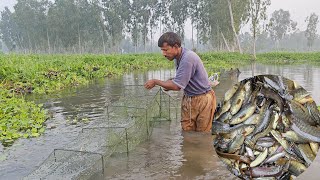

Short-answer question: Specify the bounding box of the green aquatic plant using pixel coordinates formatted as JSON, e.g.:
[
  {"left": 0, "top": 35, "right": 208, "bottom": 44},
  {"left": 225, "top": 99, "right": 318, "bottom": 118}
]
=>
[
  {"left": 0, "top": 87, "right": 46, "bottom": 146},
  {"left": 256, "top": 52, "right": 320, "bottom": 64},
  {"left": 0, "top": 54, "right": 172, "bottom": 95}
]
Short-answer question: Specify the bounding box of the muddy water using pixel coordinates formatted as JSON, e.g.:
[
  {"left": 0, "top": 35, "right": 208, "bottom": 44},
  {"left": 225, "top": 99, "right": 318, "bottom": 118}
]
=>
[
  {"left": 1, "top": 63, "right": 320, "bottom": 180},
  {"left": 100, "top": 121, "right": 235, "bottom": 180}
]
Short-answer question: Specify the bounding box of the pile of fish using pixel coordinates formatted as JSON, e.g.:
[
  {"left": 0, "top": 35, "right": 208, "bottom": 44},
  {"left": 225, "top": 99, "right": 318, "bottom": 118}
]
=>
[{"left": 212, "top": 75, "right": 320, "bottom": 179}]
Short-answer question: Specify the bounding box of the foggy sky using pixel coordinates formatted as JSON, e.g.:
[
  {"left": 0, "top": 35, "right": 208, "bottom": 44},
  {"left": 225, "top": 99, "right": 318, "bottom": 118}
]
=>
[{"left": 1, "top": 0, "right": 320, "bottom": 38}]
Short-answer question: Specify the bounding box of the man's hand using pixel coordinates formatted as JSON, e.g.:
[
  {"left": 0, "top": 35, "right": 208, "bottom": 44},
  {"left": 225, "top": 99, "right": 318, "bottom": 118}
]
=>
[
  {"left": 144, "top": 79, "right": 156, "bottom": 90},
  {"left": 144, "top": 79, "right": 180, "bottom": 91}
]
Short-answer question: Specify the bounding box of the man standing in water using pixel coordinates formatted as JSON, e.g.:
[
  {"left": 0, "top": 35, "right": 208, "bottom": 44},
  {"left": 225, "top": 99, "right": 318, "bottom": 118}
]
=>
[{"left": 144, "top": 32, "right": 216, "bottom": 132}]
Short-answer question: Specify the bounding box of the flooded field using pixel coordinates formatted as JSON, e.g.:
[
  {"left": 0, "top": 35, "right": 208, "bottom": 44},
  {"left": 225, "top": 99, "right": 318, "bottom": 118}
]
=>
[{"left": 1, "top": 63, "right": 320, "bottom": 179}]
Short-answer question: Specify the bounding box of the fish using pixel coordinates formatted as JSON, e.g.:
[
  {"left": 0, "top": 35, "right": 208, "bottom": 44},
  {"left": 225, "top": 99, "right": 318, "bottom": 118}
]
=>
[
  {"left": 282, "top": 131, "right": 309, "bottom": 143},
  {"left": 243, "top": 80, "right": 253, "bottom": 104},
  {"left": 229, "top": 102, "right": 256, "bottom": 125},
  {"left": 262, "top": 76, "right": 282, "bottom": 90},
  {"left": 304, "top": 101, "right": 320, "bottom": 125},
  {"left": 212, "top": 121, "right": 252, "bottom": 134},
  {"left": 288, "top": 160, "right": 307, "bottom": 177},
  {"left": 297, "top": 144, "right": 316, "bottom": 166},
  {"left": 230, "top": 86, "right": 246, "bottom": 115},
  {"left": 219, "top": 157, "right": 233, "bottom": 168},
  {"left": 282, "top": 77, "right": 299, "bottom": 91},
  {"left": 281, "top": 113, "right": 291, "bottom": 129},
  {"left": 257, "top": 136, "right": 274, "bottom": 142},
  {"left": 245, "top": 164, "right": 287, "bottom": 178},
  {"left": 275, "top": 157, "right": 288, "bottom": 166},
  {"left": 223, "top": 125, "right": 255, "bottom": 139},
  {"left": 310, "top": 142, "right": 319, "bottom": 156},
  {"left": 224, "top": 84, "right": 239, "bottom": 102},
  {"left": 272, "top": 112, "right": 280, "bottom": 129},
  {"left": 297, "top": 95, "right": 314, "bottom": 104},
  {"left": 264, "top": 151, "right": 286, "bottom": 164},
  {"left": 270, "top": 130, "right": 294, "bottom": 155},
  {"left": 228, "top": 131, "right": 245, "bottom": 153},
  {"left": 216, "top": 149, "right": 251, "bottom": 164},
  {"left": 287, "top": 99, "right": 317, "bottom": 126},
  {"left": 268, "top": 144, "right": 280, "bottom": 155},
  {"left": 245, "top": 146, "right": 255, "bottom": 160},
  {"left": 256, "top": 139, "right": 275, "bottom": 148},
  {"left": 249, "top": 100, "right": 272, "bottom": 137},
  {"left": 243, "top": 114, "right": 260, "bottom": 125},
  {"left": 250, "top": 148, "right": 268, "bottom": 167},
  {"left": 245, "top": 111, "right": 278, "bottom": 150},
  {"left": 215, "top": 100, "right": 231, "bottom": 119},
  {"left": 290, "top": 143, "right": 306, "bottom": 163},
  {"left": 290, "top": 87, "right": 310, "bottom": 102},
  {"left": 260, "top": 86, "right": 284, "bottom": 112},
  {"left": 214, "top": 137, "right": 232, "bottom": 152},
  {"left": 287, "top": 112, "right": 320, "bottom": 142},
  {"left": 216, "top": 112, "right": 232, "bottom": 123}
]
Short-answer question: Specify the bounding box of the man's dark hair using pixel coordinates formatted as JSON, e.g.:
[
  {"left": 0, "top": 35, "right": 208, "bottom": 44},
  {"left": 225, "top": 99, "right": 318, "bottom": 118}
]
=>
[{"left": 158, "top": 32, "right": 182, "bottom": 47}]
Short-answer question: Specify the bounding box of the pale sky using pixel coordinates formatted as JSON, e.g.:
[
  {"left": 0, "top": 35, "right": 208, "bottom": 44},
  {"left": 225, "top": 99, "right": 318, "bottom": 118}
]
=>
[
  {"left": 267, "top": 0, "right": 320, "bottom": 31},
  {"left": 1, "top": 0, "right": 320, "bottom": 38}
]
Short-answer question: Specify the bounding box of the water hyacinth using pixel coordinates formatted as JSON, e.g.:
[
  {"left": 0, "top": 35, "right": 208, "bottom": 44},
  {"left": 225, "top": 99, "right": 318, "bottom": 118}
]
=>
[{"left": 0, "top": 86, "right": 47, "bottom": 146}]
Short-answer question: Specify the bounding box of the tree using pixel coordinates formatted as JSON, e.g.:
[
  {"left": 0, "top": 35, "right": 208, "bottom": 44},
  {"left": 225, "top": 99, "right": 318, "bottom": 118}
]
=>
[
  {"left": 248, "top": 0, "right": 270, "bottom": 60},
  {"left": 47, "top": 0, "right": 81, "bottom": 52},
  {"left": 187, "top": 0, "right": 197, "bottom": 49},
  {"left": 129, "top": 0, "right": 155, "bottom": 52},
  {"left": 268, "top": 9, "right": 297, "bottom": 49},
  {"left": 0, "top": 7, "right": 19, "bottom": 51},
  {"left": 305, "top": 13, "right": 319, "bottom": 50},
  {"left": 168, "top": 0, "right": 189, "bottom": 39},
  {"left": 13, "top": 0, "right": 51, "bottom": 53},
  {"left": 227, "top": 0, "right": 243, "bottom": 53},
  {"left": 195, "top": 0, "right": 249, "bottom": 52},
  {"left": 101, "top": 0, "right": 130, "bottom": 52}
]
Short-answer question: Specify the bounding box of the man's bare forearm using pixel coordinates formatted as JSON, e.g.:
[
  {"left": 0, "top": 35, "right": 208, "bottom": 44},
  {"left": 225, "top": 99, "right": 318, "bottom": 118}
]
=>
[{"left": 154, "top": 79, "right": 181, "bottom": 91}]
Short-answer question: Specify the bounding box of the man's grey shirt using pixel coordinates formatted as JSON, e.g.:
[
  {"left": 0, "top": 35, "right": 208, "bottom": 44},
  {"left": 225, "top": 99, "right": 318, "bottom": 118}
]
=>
[{"left": 172, "top": 48, "right": 211, "bottom": 97}]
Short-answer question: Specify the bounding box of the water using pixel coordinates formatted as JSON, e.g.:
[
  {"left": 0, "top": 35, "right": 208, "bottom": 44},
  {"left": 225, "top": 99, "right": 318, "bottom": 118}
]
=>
[
  {"left": 1, "top": 63, "right": 320, "bottom": 180},
  {"left": 0, "top": 69, "right": 176, "bottom": 180},
  {"left": 239, "top": 63, "right": 320, "bottom": 104}
]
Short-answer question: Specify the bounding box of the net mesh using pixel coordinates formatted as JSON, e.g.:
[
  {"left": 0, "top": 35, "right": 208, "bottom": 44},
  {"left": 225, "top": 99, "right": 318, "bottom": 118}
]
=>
[{"left": 24, "top": 86, "right": 178, "bottom": 179}]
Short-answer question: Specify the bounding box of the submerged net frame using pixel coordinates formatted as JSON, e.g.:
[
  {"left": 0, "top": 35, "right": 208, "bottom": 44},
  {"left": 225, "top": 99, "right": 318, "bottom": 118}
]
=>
[{"left": 24, "top": 85, "right": 178, "bottom": 180}]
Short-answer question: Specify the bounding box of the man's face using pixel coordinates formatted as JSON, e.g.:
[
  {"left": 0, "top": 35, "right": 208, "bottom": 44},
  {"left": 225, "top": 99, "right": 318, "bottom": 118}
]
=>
[{"left": 160, "top": 43, "right": 179, "bottom": 61}]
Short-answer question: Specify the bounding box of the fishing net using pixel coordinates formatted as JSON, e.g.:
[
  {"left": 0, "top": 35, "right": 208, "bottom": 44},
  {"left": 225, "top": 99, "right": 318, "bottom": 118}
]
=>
[{"left": 24, "top": 86, "right": 178, "bottom": 179}]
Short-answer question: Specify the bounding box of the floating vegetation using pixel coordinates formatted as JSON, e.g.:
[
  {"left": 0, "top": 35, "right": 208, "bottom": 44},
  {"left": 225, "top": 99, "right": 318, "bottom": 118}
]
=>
[{"left": 0, "top": 86, "right": 47, "bottom": 147}]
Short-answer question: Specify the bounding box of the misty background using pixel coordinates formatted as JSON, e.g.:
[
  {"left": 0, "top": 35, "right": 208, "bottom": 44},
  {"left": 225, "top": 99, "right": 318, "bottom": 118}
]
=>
[{"left": 0, "top": 0, "right": 319, "bottom": 54}]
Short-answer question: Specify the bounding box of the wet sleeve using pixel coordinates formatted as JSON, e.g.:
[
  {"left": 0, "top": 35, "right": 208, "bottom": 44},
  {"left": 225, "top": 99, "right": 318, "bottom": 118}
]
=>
[{"left": 172, "top": 59, "right": 194, "bottom": 89}]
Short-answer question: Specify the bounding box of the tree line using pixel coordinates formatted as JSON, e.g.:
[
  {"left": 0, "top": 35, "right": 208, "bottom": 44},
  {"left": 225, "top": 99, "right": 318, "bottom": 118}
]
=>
[{"left": 0, "top": 0, "right": 319, "bottom": 55}]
